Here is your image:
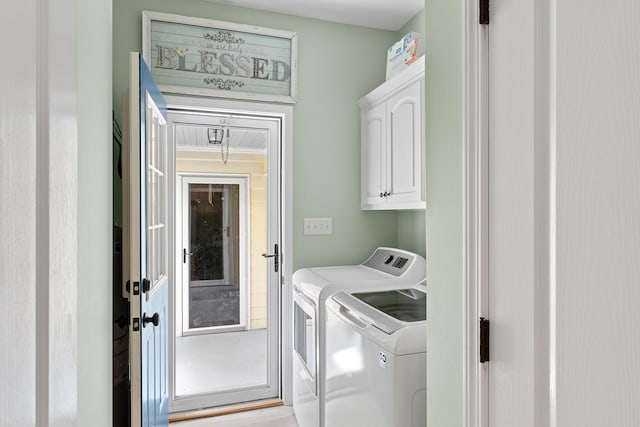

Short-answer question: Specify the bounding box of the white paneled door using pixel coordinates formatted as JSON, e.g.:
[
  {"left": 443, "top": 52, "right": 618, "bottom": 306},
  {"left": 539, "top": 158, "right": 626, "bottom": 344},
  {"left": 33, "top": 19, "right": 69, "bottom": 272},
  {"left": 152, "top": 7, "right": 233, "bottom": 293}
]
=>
[{"left": 484, "top": 0, "right": 640, "bottom": 426}]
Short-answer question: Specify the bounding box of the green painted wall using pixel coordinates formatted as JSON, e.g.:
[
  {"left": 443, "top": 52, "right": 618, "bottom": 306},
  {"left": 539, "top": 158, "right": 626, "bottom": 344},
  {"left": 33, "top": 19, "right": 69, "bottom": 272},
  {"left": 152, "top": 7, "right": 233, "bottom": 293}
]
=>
[
  {"left": 113, "top": 0, "right": 400, "bottom": 270},
  {"left": 425, "top": 0, "right": 463, "bottom": 425},
  {"left": 396, "top": 8, "right": 464, "bottom": 426},
  {"left": 396, "top": 8, "right": 426, "bottom": 258},
  {"left": 399, "top": 8, "right": 426, "bottom": 36},
  {"left": 78, "top": 0, "right": 113, "bottom": 425}
]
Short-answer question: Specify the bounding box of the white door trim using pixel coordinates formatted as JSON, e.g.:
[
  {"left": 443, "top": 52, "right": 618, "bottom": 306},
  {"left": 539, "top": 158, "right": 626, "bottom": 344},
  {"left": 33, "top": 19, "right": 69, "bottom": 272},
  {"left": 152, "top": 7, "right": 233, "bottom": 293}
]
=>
[
  {"left": 2, "top": 0, "right": 79, "bottom": 423},
  {"left": 38, "top": 0, "right": 79, "bottom": 423},
  {"left": 532, "top": 1, "right": 555, "bottom": 424},
  {"left": 164, "top": 94, "right": 294, "bottom": 406},
  {"left": 462, "top": 1, "right": 489, "bottom": 426}
]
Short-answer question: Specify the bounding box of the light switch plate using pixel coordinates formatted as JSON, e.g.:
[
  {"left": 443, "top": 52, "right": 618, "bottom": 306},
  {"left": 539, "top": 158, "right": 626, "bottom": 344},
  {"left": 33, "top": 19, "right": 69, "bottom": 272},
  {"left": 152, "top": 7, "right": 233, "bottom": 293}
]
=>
[{"left": 303, "top": 217, "right": 333, "bottom": 235}]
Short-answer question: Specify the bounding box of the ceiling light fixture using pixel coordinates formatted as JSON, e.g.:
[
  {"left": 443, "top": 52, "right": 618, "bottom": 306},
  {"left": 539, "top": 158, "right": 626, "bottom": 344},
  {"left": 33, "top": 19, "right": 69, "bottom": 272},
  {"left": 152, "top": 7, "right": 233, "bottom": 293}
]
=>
[
  {"left": 208, "top": 120, "right": 231, "bottom": 165},
  {"left": 207, "top": 127, "right": 224, "bottom": 145}
]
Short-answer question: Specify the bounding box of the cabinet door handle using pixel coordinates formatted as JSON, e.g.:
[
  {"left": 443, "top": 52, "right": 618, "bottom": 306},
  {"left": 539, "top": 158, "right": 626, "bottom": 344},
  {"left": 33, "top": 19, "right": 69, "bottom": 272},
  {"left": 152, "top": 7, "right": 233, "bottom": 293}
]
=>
[{"left": 379, "top": 192, "right": 384, "bottom": 198}]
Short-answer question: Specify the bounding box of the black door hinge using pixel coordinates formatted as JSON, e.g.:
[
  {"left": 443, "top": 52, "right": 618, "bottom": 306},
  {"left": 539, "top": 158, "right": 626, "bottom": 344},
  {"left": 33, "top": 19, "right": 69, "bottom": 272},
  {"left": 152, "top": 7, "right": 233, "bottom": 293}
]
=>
[
  {"left": 480, "top": 317, "right": 490, "bottom": 363},
  {"left": 132, "top": 317, "right": 140, "bottom": 332},
  {"left": 132, "top": 281, "right": 140, "bottom": 296},
  {"left": 480, "top": 0, "right": 489, "bottom": 25}
]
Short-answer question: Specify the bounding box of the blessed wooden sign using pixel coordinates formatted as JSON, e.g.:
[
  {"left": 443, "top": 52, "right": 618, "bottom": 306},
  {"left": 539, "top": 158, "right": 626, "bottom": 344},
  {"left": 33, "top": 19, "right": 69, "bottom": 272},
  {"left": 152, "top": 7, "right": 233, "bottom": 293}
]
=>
[{"left": 143, "top": 11, "right": 298, "bottom": 103}]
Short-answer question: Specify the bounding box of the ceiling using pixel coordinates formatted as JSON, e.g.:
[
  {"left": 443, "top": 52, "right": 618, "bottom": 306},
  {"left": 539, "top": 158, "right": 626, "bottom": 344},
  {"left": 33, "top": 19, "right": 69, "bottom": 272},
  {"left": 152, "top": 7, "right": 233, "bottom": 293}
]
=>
[
  {"left": 175, "top": 123, "right": 268, "bottom": 152},
  {"left": 205, "top": 0, "right": 424, "bottom": 31}
]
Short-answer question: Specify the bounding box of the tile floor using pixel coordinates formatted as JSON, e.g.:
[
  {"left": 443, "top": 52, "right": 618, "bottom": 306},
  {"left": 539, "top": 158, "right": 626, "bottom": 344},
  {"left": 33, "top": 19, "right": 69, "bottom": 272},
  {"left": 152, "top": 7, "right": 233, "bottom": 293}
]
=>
[
  {"left": 175, "top": 329, "right": 268, "bottom": 396},
  {"left": 171, "top": 406, "right": 299, "bottom": 427}
]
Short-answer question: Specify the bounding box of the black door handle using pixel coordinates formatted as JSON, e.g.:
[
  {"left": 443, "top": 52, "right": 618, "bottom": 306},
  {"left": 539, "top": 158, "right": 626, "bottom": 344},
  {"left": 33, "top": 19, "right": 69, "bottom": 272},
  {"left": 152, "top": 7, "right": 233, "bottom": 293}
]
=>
[
  {"left": 143, "top": 312, "right": 160, "bottom": 327},
  {"left": 261, "top": 243, "right": 279, "bottom": 273}
]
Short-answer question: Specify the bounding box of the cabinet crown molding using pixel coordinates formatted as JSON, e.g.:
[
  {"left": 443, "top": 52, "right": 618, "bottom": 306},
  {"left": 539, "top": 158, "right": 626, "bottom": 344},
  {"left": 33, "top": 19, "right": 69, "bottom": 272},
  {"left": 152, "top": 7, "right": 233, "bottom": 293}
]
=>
[{"left": 358, "top": 56, "right": 425, "bottom": 110}]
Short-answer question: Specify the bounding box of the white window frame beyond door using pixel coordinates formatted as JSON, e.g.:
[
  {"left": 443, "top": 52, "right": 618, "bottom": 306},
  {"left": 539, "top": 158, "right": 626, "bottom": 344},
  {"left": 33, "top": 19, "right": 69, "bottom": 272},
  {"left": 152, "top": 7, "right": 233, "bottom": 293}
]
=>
[{"left": 177, "top": 173, "right": 250, "bottom": 336}]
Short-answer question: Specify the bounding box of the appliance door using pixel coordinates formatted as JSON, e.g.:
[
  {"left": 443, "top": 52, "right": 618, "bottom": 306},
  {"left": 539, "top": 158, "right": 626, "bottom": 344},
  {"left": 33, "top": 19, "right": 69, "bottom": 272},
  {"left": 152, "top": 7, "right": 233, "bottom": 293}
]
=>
[
  {"left": 293, "top": 285, "right": 317, "bottom": 394},
  {"left": 293, "top": 285, "right": 319, "bottom": 427}
]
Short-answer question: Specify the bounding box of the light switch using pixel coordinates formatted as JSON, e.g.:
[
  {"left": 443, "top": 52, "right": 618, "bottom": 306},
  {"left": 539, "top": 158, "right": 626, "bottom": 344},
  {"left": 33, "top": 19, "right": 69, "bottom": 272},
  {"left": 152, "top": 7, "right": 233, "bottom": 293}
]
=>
[{"left": 303, "top": 217, "right": 333, "bottom": 235}]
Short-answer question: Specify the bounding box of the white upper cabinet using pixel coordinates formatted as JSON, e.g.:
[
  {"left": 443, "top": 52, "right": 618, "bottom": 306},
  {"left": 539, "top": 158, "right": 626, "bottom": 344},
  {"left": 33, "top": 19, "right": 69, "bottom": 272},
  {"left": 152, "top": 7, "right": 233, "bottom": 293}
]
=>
[{"left": 358, "top": 56, "right": 425, "bottom": 210}]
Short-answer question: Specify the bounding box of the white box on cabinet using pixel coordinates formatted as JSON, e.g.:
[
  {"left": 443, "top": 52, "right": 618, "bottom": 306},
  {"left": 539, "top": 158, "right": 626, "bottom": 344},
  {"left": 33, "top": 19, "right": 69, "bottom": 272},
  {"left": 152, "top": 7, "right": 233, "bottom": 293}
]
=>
[
  {"left": 386, "top": 32, "right": 423, "bottom": 80},
  {"left": 359, "top": 56, "right": 425, "bottom": 210}
]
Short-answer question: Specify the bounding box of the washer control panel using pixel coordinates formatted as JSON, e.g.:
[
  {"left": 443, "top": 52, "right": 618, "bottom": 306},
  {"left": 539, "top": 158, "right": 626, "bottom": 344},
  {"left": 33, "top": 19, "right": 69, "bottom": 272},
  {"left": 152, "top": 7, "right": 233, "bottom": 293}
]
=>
[{"left": 363, "top": 248, "right": 415, "bottom": 277}]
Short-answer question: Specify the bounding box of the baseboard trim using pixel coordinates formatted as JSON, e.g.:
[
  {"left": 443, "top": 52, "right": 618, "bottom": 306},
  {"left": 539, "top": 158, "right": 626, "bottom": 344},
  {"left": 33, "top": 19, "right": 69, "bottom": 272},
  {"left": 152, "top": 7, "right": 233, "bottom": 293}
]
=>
[{"left": 169, "top": 398, "right": 284, "bottom": 423}]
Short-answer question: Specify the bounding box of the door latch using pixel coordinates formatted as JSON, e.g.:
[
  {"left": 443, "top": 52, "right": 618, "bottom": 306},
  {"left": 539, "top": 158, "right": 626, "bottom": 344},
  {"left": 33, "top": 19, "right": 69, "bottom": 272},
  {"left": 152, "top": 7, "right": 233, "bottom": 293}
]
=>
[
  {"left": 142, "top": 278, "right": 151, "bottom": 293},
  {"left": 183, "top": 248, "right": 193, "bottom": 264}
]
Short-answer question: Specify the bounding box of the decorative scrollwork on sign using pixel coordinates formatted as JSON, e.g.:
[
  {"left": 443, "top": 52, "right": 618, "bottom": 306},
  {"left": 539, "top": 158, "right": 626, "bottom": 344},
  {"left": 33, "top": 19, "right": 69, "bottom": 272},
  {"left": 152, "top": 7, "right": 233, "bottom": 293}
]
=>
[
  {"left": 203, "top": 78, "right": 245, "bottom": 90},
  {"left": 203, "top": 31, "right": 246, "bottom": 45}
]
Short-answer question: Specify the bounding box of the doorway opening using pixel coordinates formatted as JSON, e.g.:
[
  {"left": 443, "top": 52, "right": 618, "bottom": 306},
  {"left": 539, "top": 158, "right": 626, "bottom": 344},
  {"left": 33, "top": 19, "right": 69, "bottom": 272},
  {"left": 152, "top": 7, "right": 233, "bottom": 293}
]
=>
[
  {"left": 167, "top": 105, "right": 286, "bottom": 413},
  {"left": 179, "top": 175, "right": 249, "bottom": 334}
]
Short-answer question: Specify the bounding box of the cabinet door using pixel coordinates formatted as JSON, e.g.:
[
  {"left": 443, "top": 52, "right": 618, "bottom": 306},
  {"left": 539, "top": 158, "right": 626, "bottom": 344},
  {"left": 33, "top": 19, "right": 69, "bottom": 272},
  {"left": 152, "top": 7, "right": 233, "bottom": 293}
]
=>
[
  {"left": 387, "top": 79, "right": 424, "bottom": 207},
  {"left": 361, "top": 102, "right": 387, "bottom": 209}
]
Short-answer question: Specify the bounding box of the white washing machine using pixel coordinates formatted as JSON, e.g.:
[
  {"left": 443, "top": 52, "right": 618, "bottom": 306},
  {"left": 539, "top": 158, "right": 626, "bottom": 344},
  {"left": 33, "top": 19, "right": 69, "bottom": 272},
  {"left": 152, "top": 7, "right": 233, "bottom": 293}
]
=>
[
  {"left": 325, "top": 284, "right": 426, "bottom": 427},
  {"left": 292, "top": 248, "right": 426, "bottom": 427}
]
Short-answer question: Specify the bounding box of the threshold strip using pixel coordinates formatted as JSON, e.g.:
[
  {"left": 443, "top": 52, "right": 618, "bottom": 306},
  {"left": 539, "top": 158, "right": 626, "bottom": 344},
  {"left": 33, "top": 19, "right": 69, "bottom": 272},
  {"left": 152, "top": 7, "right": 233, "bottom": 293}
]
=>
[{"left": 169, "top": 398, "right": 284, "bottom": 423}]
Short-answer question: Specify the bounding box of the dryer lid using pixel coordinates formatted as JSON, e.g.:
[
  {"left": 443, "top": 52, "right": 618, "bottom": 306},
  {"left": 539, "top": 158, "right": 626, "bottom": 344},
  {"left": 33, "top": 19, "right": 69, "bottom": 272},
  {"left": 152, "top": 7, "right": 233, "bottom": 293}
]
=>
[
  {"left": 331, "top": 286, "right": 426, "bottom": 335},
  {"left": 352, "top": 288, "right": 426, "bottom": 323}
]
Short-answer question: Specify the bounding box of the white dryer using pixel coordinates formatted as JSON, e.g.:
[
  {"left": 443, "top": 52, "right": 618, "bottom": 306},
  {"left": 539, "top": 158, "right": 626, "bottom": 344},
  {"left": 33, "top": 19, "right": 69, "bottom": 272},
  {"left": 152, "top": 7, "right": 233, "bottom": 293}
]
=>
[
  {"left": 325, "top": 284, "right": 427, "bottom": 427},
  {"left": 292, "top": 248, "right": 426, "bottom": 427}
]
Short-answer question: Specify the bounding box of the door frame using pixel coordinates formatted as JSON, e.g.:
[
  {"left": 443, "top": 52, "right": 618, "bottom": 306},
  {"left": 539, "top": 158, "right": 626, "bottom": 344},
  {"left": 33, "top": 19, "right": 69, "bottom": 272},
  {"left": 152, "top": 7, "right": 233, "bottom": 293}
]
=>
[
  {"left": 164, "top": 95, "right": 294, "bottom": 406},
  {"left": 1, "top": 0, "right": 79, "bottom": 423},
  {"left": 177, "top": 173, "right": 251, "bottom": 336},
  {"left": 463, "top": 1, "right": 556, "bottom": 426},
  {"left": 462, "top": 1, "right": 489, "bottom": 426}
]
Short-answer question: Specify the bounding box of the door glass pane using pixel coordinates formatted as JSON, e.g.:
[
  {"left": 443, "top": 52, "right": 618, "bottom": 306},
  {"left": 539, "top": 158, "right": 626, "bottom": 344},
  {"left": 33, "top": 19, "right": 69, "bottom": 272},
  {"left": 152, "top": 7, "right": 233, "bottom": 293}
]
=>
[
  {"left": 146, "top": 112, "right": 166, "bottom": 288},
  {"left": 188, "top": 183, "right": 240, "bottom": 329}
]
